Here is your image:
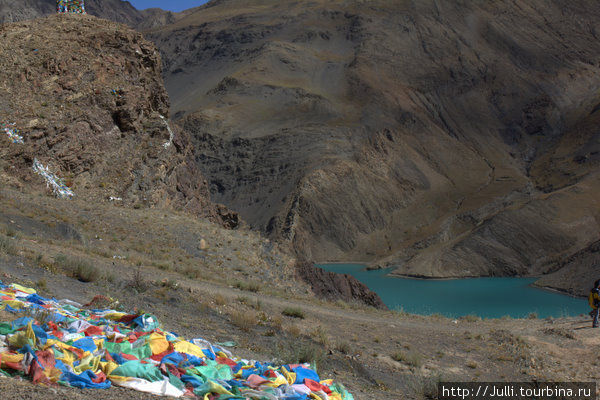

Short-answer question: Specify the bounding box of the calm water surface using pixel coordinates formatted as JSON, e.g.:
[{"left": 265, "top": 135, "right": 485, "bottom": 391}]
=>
[{"left": 317, "top": 263, "right": 588, "bottom": 318}]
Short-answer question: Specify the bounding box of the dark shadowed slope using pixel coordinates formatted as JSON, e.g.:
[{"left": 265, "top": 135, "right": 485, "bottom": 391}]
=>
[{"left": 144, "top": 0, "right": 600, "bottom": 288}]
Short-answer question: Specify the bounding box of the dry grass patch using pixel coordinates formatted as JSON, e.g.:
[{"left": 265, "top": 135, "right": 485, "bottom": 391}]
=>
[
  {"left": 214, "top": 293, "right": 227, "bottom": 306},
  {"left": 128, "top": 266, "right": 149, "bottom": 292},
  {"left": 285, "top": 324, "right": 301, "bottom": 338},
  {"left": 309, "top": 325, "right": 329, "bottom": 346},
  {"left": 234, "top": 281, "right": 261, "bottom": 293},
  {"left": 230, "top": 310, "right": 256, "bottom": 332},
  {"left": 282, "top": 307, "right": 305, "bottom": 319},
  {"left": 0, "top": 235, "right": 17, "bottom": 256},
  {"left": 35, "top": 278, "right": 47, "bottom": 291},
  {"left": 392, "top": 351, "right": 423, "bottom": 368},
  {"left": 54, "top": 254, "right": 100, "bottom": 282},
  {"left": 277, "top": 340, "right": 326, "bottom": 366},
  {"left": 181, "top": 265, "right": 201, "bottom": 279},
  {"left": 153, "top": 261, "right": 172, "bottom": 271},
  {"left": 407, "top": 373, "right": 443, "bottom": 400},
  {"left": 335, "top": 341, "right": 351, "bottom": 354},
  {"left": 270, "top": 316, "right": 282, "bottom": 330}
]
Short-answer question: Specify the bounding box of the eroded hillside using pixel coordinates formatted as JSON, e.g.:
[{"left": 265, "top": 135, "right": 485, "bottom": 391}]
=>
[
  {"left": 144, "top": 0, "right": 600, "bottom": 287},
  {"left": 0, "top": 14, "right": 238, "bottom": 227},
  {"left": 2, "top": 1, "right": 598, "bottom": 292}
]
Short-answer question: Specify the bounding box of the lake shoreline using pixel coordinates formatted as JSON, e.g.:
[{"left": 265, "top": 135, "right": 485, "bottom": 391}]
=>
[
  {"left": 317, "top": 262, "right": 541, "bottom": 281},
  {"left": 316, "top": 263, "right": 588, "bottom": 317},
  {"left": 316, "top": 263, "right": 587, "bottom": 299},
  {"left": 390, "top": 273, "right": 587, "bottom": 300},
  {"left": 531, "top": 282, "right": 586, "bottom": 300}
]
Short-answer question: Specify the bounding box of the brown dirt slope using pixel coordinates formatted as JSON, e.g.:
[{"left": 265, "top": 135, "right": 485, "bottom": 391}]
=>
[
  {"left": 1, "top": 188, "right": 600, "bottom": 399},
  {"left": 0, "top": 14, "right": 238, "bottom": 227},
  {"left": 144, "top": 0, "right": 600, "bottom": 291}
]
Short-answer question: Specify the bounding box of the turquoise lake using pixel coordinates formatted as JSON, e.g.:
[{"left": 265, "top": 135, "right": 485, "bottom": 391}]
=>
[{"left": 317, "top": 263, "right": 588, "bottom": 318}]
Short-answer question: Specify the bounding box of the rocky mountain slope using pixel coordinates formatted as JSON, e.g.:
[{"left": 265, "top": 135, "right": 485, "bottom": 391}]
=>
[
  {"left": 0, "top": 8, "right": 598, "bottom": 399},
  {"left": 0, "top": 0, "right": 175, "bottom": 28},
  {"left": 143, "top": 0, "right": 600, "bottom": 286},
  {"left": 0, "top": 13, "right": 387, "bottom": 307},
  {"left": 0, "top": 0, "right": 136, "bottom": 25},
  {"left": 0, "top": 14, "right": 238, "bottom": 227},
  {"left": 2, "top": 1, "right": 598, "bottom": 293}
]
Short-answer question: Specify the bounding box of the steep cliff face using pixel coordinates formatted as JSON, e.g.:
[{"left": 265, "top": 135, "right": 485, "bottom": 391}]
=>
[
  {"left": 145, "top": 0, "right": 600, "bottom": 281},
  {"left": 0, "top": 14, "right": 238, "bottom": 227}
]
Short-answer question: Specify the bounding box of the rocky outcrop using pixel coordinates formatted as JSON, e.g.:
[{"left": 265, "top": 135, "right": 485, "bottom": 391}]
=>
[
  {"left": 0, "top": 14, "right": 238, "bottom": 228},
  {"left": 295, "top": 261, "right": 388, "bottom": 310}
]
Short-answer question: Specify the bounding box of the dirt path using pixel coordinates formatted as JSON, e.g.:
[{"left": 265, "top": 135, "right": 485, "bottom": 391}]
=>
[
  {"left": 6, "top": 254, "right": 599, "bottom": 400},
  {"left": 1, "top": 187, "right": 598, "bottom": 399}
]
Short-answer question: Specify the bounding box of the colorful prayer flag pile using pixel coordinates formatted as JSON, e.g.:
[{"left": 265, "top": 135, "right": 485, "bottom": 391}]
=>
[
  {"left": 56, "top": 0, "right": 86, "bottom": 14},
  {"left": 0, "top": 282, "right": 354, "bottom": 399}
]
